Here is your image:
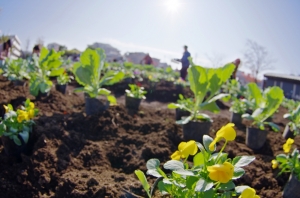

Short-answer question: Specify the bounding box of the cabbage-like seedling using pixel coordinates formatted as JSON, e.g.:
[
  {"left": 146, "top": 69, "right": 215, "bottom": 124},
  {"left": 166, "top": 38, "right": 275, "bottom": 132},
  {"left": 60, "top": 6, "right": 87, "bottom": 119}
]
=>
[{"left": 73, "top": 48, "right": 124, "bottom": 104}]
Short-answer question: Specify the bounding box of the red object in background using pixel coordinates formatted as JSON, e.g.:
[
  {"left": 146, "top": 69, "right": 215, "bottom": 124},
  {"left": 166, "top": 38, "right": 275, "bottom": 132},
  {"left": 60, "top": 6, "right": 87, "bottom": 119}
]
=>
[{"left": 136, "top": 82, "right": 142, "bottom": 87}]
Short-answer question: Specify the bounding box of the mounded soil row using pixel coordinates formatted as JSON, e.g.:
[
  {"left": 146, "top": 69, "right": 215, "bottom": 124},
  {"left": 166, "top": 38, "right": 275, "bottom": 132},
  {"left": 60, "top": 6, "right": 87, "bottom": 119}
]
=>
[{"left": 0, "top": 76, "right": 299, "bottom": 198}]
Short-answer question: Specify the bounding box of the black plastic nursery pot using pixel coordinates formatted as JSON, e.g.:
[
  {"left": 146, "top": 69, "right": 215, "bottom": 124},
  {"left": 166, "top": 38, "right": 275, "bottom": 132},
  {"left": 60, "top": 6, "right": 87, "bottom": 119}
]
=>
[
  {"left": 12, "top": 80, "right": 25, "bottom": 86},
  {"left": 175, "top": 109, "right": 190, "bottom": 120},
  {"left": 55, "top": 84, "right": 67, "bottom": 94},
  {"left": 230, "top": 112, "right": 242, "bottom": 125},
  {"left": 85, "top": 94, "right": 109, "bottom": 116},
  {"left": 175, "top": 84, "right": 183, "bottom": 92},
  {"left": 1, "top": 135, "right": 26, "bottom": 162},
  {"left": 283, "top": 174, "right": 300, "bottom": 198},
  {"left": 246, "top": 127, "right": 268, "bottom": 150},
  {"left": 125, "top": 95, "right": 142, "bottom": 111},
  {"left": 36, "top": 91, "right": 50, "bottom": 100},
  {"left": 282, "top": 125, "right": 295, "bottom": 140},
  {"left": 183, "top": 120, "right": 212, "bottom": 143}
]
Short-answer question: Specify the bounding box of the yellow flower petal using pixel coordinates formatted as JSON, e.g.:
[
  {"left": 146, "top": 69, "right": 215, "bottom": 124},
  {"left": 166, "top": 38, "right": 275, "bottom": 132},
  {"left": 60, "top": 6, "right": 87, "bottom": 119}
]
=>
[
  {"left": 29, "top": 102, "right": 35, "bottom": 109},
  {"left": 239, "top": 187, "right": 259, "bottom": 198},
  {"left": 3, "top": 105, "right": 9, "bottom": 113},
  {"left": 180, "top": 140, "right": 197, "bottom": 157},
  {"left": 207, "top": 162, "right": 234, "bottom": 183},
  {"left": 271, "top": 160, "right": 278, "bottom": 169},
  {"left": 216, "top": 123, "right": 236, "bottom": 141},
  {"left": 171, "top": 151, "right": 182, "bottom": 160},
  {"left": 28, "top": 109, "right": 35, "bottom": 119},
  {"left": 286, "top": 138, "right": 294, "bottom": 145}
]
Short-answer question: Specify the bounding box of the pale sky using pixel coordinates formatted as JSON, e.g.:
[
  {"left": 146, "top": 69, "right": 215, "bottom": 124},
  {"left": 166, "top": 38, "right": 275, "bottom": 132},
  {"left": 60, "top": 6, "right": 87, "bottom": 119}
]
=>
[{"left": 1, "top": 0, "right": 300, "bottom": 76}]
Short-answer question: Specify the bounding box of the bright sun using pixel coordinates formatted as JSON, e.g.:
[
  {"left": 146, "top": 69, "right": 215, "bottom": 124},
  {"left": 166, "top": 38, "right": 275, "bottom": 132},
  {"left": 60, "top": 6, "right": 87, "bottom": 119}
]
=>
[{"left": 164, "top": 0, "right": 181, "bottom": 13}]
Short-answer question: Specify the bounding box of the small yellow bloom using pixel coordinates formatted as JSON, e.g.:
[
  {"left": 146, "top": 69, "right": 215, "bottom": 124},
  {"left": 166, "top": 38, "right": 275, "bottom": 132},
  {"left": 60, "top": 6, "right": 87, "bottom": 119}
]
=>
[
  {"left": 28, "top": 109, "right": 35, "bottom": 119},
  {"left": 207, "top": 162, "right": 234, "bottom": 183},
  {"left": 29, "top": 102, "right": 35, "bottom": 109},
  {"left": 239, "top": 187, "right": 260, "bottom": 198},
  {"left": 171, "top": 140, "right": 198, "bottom": 160},
  {"left": 149, "top": 75, "right": 152, "bottom": 80},
  {"left": 271, "top": 160, "right": 278, "bottom": 169},
  {"left": 3, "top": 105, "right": 9, "bottom": 113},
  {"left": 17, "top": 110, "right": 29, "bottom": 123},
  {"left": 209, "top": 123, "right": 236, "bottom": 151},
  {"left": 283, "top": 138, "right": 294, "bottom": 153}
]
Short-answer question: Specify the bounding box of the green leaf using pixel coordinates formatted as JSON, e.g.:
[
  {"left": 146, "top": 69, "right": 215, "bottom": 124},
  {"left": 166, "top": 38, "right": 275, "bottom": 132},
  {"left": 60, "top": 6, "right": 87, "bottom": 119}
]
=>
[
  {"left": 49, "top": 68, "right": 64, "bottom": 77},
  {"left": 134, "top": 170, "right": 151, "bottom": 198},
  {"left": 19, "top": 131, "right": 29, "bottom": 144},
  {"left": 200, "top": 101, "right": 220, "bottom": 113},
  {"left": 167, "top": 103, "right": 180, "bottom": 109},
  {"left": 174, "top": 170, "right": 194, "bottom": 176},
  {"left": 107, "top": 95, "right": 116, "bottom": 105},
  {"left": 233, "top": 167, "right": 245, "bottom": 179},
  {"left": 232, "top": 156, "right": 255, "bottom": 167},
  {"left": 98, "top": 88, "right": 111, "bottom": 96},
  {"left": 158, "top": 180, "right": 172, "bottom": 195},
  {"left": 176, "top": 115, "right": 192, "bottom": 125},
  {"left": 163, "top": 160, "right": 184, "bottom": 170},
  {"left": 276, "top": 154, "right": 288, "bottom": 163},
  {"left": 146, "top": 169, "right": 161, "bottom": 178},
  {"left": 146, "top": 159, "right": 160, "bottom": 170},
  {"left": 73, "top": 62, "right": 93, "bottom": 86},
  {"left": 186, "top": 176, "right": 199, "bottom": 189},
  {"left": 235, "top": 185, "right": 250, "bottom": 194},
  {"left": 218, "top": 181, "right": 235, "bottom": 190},
  {"left": 208, "top": 93, "right": 229, "bottom": 103},
  {"left": 195, "top": 178, "right": 214, "bottom": 192},
  {"left": 193, "top": 152, "right": 205, "bottom": 166},
  {"left": 203, "top": 135, "right": 214, "bottom": 152},
  {"left": 13, "top": 135, "right": 21, "bottom": 146},
  {"left": 266, "top": 122, "right": 280, "bottom": 132}
]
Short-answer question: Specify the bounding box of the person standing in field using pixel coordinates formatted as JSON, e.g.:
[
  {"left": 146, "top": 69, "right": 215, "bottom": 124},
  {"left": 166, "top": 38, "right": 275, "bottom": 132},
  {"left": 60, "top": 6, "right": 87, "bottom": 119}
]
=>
[
  {"left": 0, "top": 39, "right": 12, "bottom": 60},
  {"left": 231, "top": 58, "right": 241, "bottom": 80},
  {"left": 141, "top": 53, "right": 153, "bottom": 65},
  {"left": 32, "top": 45, "right": 40, "bottom": 56},
  {"left": 177, "top": 45, "right": 191, "bottom": 80}
]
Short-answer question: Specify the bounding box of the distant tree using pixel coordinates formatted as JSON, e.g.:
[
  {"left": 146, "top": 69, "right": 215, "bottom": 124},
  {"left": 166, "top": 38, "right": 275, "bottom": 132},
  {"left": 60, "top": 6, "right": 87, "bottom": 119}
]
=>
[
  {"left": 243, "top": 39, "right": 275, "bottom": 83},
  {"left": 206, "top": 52, "right": 225, "bottom": 68}
]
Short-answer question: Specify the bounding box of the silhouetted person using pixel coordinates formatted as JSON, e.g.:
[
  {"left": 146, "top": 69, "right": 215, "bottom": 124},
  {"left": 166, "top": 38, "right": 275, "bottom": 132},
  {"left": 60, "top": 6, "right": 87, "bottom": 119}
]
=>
[
  {"left": 0, "top": 39, "right": 12, "bottom": 60},
  {"left": 176, "top": 45, "right": 191, "bottom": 80},
  {"left": 231, "top": 58, "right": 241, "bottom": 80},
  {"left": 141, "top": 53, "right": 153, "bottom": 65},
  {"left": 32, "top": 45, "right": 40, "bottom": 56}
]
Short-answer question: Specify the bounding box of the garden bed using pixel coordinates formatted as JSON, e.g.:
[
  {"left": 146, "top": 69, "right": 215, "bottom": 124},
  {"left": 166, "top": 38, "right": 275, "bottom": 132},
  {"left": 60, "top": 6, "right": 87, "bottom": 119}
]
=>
[{"left": 0, "top": 77, "right": 299, "bottom": 198}]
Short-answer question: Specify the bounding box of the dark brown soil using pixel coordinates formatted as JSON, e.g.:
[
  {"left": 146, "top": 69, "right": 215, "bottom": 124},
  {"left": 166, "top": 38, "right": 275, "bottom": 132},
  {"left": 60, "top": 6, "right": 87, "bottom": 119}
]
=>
[{"left": 0, "top": 76, "right": 298, "bottom": 198}]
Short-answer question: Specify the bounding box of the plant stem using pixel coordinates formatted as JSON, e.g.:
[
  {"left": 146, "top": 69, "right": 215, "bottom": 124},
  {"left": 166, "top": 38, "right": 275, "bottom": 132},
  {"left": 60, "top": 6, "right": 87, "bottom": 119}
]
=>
[{"left": 216, "top": 140, "right": 228, "bottom": 163}]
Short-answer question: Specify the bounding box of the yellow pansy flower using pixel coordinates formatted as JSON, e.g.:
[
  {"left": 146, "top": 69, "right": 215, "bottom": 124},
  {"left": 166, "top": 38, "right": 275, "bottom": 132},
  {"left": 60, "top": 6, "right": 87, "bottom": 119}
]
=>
[
  {"left": 271, "top": 160, "right": 278, "bottom": 169},
  {"left": 17, "top": 110, "right": 29, "bottom": 123},
  {"left": 3, "top": 105, "right": 9, "bottom": 113},
  {"left": 171, "top": 140, "right": 198, "bottom": 160},
  {"left": 28, "top": 109, "right": 35, "bottom": 119},
  {"left": 239, "top": 187, "right": 260, "bottom": 198},
  {"left": 207, "top": 162, "right": 234, "bottom": 183},
  {"left": 209, "top": 123, "right": 236, "bottom": 151},
  {"left": 29, "top": 102, "right": 35, "bottom": 109},
  {"left": 283, "top": 138, "right": 294, "bottom": 153}
]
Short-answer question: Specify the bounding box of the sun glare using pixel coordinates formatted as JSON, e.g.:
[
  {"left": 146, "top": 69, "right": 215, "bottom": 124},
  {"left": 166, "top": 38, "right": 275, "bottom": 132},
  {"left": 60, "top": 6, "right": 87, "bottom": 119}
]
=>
[{"left": 164, "top": 0, "right": 181, "bottom": 13}]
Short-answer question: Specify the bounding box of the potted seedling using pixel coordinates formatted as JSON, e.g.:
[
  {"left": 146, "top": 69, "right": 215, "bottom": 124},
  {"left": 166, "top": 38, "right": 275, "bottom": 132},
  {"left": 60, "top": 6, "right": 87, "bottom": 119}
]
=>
[
  {"left": 56, "top": 71, "right": 73, "bottom": 94},
  {"left": 28, "top": 47, "right": 65, "bottom": 98},
  {"left": 135, "top": 124, "right": 257, "bottom": 198},
  {"left": 125, "top": 84, "right": 147, "bottom": 111},
  {"left": 168, "top": 58, "right": 235, "bottom": 143},
  {"left": 73, "top": 48, "right": 124, "bottom": 115},
  {"left": 2, "top": 58, "right": 30, "bottom": 86},
  {"left": 283, "top": 104, "right": 300, "bottom": 139},
  {"left": 0, "top": 99, "right": 38, "bottom": 161},
  {"left": 168, "top": 94, "right": 192, "bottom": 120},
  {"left": 272, "top": 138, "right": 300, "bottom": 197},
  {"left": 242, "top": 86, "right": 284, "bottom": 150}
]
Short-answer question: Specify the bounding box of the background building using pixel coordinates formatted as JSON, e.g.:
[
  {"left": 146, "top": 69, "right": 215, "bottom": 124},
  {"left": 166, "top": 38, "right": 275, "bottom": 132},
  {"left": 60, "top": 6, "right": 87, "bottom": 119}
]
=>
[
  {"left": 263, "top": 73, "right": 300, "bottom": 100},
  {"left": 88, "top": 42, "right": 123, "bottom": 62}
]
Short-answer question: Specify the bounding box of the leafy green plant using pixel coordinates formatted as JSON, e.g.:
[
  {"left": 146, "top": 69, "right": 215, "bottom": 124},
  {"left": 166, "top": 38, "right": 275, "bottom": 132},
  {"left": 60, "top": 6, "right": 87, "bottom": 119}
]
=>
[
  {"left": 57, "top": 71, "right": 73, "bottom": 85},
  {"left": 2, "top": 58, "right": 30, "bottom": 81},
  {"left": 125, "top": 84, "right": 147, "bottom": 99},
  {"left": 135, "top": 123, "right": 257, "bottom": 197},
  {"left": 73, "top": 48, "right": 124, "bottom": 104},
  {"left": 0, "top": 99, "right": 38, "bottom": 145},
  {"left": 230, "top": 98, "right": 250, "bottom": 114},
  {"left": 168, "top": 94, "right": 193, "bottom": 111},
  {"left": 283, "top": 104, "right": 300, "bottom": 136},
  {"left": 222, "top": 79, "right": 247, "bottom": 99},
  {"left": 282, "top": 98, "right": 299, "bottom": 112},
  {"left": 28, "top": 47, "right": 65, "bottom": 96},
  {"left": 242, "top": 85, "right": 284, "bottom": 131},
  {"left": 272, "top": 138, "right": 300, "bottom": 180},
  {"left": 168, "top": 59, "right": 235, "bottom": 123}
]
